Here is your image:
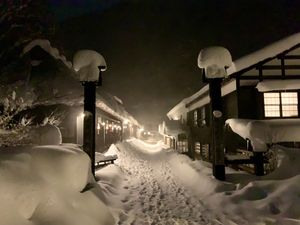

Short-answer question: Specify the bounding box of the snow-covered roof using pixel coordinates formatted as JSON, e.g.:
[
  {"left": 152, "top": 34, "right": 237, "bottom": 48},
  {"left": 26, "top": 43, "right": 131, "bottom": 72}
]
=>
[
  {"left": 167, "top": 79, "right": 256, "bottom": 120},
  {"left": 227, "top": 32, "right": 300, "bottom": 75},
  {"left": 11, "top": 42, "right": 141, "bottom": 127},
  {"left": 158, "top": 120, "right": 184, "bottom": 137},
  {"left": 23, "top": 39, "right": 72, "bottom": 68},
  {"left": 256, "top": 79, "right": 300, "bottom": 92},
  {"left": 168, "top": 33, "right": 300, "bottom": 119}
]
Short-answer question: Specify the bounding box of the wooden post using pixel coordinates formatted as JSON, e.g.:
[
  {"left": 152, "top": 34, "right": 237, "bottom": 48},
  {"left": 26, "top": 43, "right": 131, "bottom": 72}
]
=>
[
  {"left": 253, "top": 152, "right": 264, "bottom": 176},
  {"left": 209, "top": 78, "right": 225, "bottom": 180},
  {"left": 83, "top": 82, "right": 96, "bottom": 176}
]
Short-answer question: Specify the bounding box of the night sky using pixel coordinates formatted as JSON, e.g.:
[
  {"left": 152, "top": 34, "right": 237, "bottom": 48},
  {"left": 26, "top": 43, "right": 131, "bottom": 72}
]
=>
[{"left": 49, "top": 0, "right": 300, "bottom": 129}]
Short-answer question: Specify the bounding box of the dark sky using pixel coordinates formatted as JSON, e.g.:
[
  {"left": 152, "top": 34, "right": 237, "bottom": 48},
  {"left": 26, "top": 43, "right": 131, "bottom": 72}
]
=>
[{"left": 49, "top": 0, "right": 300, "bottom": 129}]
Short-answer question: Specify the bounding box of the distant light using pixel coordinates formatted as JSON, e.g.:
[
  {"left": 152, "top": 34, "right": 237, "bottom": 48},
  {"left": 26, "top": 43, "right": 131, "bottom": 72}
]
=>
[
  {"left": 123, "top": 120, "right": 129, "bottom": 125},
  {"left": 147, "top": 132, "right": 151, "bottom": 135},
  {"left": 101, "top": 122, "right": 105, "bottom": 126},
  {"left": 80, "top": 112, "right": 85, "bottom": 118},
  {"left": 97, "top": 123, "right": 101, "bottom": 130}
]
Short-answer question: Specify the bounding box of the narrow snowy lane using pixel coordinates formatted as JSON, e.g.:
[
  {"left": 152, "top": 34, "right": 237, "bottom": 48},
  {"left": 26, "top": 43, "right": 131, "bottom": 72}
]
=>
[{"left": 110, "top": 140, "right": 221, "bottom": 225}]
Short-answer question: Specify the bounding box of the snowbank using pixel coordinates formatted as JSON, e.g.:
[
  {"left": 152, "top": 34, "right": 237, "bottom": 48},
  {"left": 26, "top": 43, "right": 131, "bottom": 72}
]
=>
[
  {"left": 207, "top": 145, "right": 300, "bottom": 224},
  {"left": 97, "top": 139, "right": 300, "bottom": 224},
  {"left": 29, "top": 124, "right": 62, "bottom": 145},
  {"left": 226, "top": 118, "right": 300, "bottom": 152},
  {"left": 0, "top": 144, "right": 114, "bottom": 225}
]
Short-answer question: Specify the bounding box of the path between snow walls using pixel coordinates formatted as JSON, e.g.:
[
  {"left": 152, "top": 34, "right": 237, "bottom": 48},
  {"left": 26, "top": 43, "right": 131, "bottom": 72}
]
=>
[
  {"left": 96, "top": 139, "right": 229, "bottom": 225},
  {"left": 96, "top": 139, "right": 300, "bottom": 225}
]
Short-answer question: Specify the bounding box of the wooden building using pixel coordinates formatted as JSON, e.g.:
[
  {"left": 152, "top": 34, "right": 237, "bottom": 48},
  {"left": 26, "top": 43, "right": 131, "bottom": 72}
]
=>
[
  {"left": 158, "top": 120, "right": 187, "bottom": 152},
  {"left": 167, "top": 33, "right": 300, "bottom": 166},
  {"left": 0, "top": 39, "right": 141, "bottom": 151}
]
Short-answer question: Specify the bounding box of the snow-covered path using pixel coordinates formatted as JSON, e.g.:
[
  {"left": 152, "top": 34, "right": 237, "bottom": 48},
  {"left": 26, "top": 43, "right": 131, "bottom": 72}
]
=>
[{"left": 107, "top": 140, "right": 221, "bottom": 225}]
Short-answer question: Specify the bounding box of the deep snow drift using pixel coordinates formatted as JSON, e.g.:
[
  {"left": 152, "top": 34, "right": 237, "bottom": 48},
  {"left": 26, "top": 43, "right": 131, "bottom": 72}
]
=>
[
  {"left": 97, "top": 139, "right": 300, "bottom": 225},
  {"left": 0, "top": 144, "right": 114, "bottom": 225},
  {"left": 2, "top": 138, "right": 300, "bottom": 225}
]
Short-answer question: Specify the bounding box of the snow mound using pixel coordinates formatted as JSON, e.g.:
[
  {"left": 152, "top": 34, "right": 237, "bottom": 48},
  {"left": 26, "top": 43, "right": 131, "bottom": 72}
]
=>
[
  {"left": 73, "top": 50, "right": 107, "bottom": 82},
  {"left": 209, "top": 145, "right": 300, "bottom": 224},
  {"left": 29, "top": 124, "right": 62, "bottom": 145},
  {"left": 198, "top": 46, "right": 232, "bottom": 78},
  {"left": 0, "top": 144, "right": 114, "bottom": 225},
  {"left": 226, "top": 118, "right": 300, "bottom": 152},
  {"left": 96, "top": 139, "right": 300, "bottom": 224}
]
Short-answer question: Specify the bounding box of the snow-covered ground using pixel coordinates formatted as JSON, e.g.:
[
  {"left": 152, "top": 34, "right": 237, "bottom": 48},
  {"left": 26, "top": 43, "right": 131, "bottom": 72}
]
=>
[
  {"left": 98, "top": 139, "right": 300, "bottom": 225},
  {"left": 0, "top": 144, "right": 115, "bottom": 225},
  {"left": 1, "top": 138, "right": 300, "bottom": 224}
]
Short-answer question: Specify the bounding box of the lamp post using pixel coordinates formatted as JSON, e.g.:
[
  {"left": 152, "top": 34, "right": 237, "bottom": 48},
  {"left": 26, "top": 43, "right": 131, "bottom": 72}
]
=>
[
  {"left": 198, "top": 46, "right": 232, "bottom": 181},
  {"left": 73, "top": 50, "right": 107, "bottom": 176}
]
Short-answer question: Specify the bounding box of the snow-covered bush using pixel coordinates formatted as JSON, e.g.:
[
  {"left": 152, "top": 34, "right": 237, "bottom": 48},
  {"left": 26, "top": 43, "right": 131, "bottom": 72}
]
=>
[
  {"left": 0, "top": 91, "right": 64, "bottom": 146},
  {"left": 264, "top": 147, "right": 278, "bottom": 174},
  {"left": 0, "top": 91, "right": 33, "bottom": 146}
]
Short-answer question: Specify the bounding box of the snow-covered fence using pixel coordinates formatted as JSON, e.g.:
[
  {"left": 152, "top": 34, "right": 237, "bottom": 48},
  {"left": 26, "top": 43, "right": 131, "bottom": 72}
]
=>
[{"left": 225, "top": 118, "right": 300, "bottom": 175}]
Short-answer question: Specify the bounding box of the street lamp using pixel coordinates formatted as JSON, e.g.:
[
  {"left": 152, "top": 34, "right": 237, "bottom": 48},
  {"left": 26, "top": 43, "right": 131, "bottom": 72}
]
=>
[
  {"left": 73, "top": 50, "right": 107, "bottom": 176},
  {"left": 198, "top": 46, "right": 232, "bottom": 181}
]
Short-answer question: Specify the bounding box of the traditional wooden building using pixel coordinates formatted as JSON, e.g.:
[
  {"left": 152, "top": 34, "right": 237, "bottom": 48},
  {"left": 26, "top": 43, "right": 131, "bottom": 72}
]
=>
[
  {"left": 0, "top": 39, "right": 141, "bottom": 151},
  {"left": 167, "top": 33, "right": 300, "bottom": 164},
  {"left": 158, "top": 120, "right": 187, "bottom": 152}
]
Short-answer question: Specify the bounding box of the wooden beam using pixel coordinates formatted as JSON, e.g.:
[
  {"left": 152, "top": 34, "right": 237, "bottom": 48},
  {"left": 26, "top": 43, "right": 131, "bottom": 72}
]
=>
[
  {"left": 239, "top": 75, "right": 300, "bottom": 80},
  {"left": 258, "top": 66, "right": 263, "bottom": 81},
  {"left": 281, "top": 57, "right": 285, "bottom": 79},
  {"left": 283, "top": 55, "right": 300, "bottom": 59},
  {"left": 261, "top": 65, "right": 300, "bottom": 70}
]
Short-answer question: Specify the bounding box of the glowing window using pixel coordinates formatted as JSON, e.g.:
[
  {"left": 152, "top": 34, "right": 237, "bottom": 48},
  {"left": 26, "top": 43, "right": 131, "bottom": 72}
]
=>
[
  {"left": 264, "top": 92, "right": 298, "bottom": 117},
  {"left": 281, "top": 92, "right": 298, "bottom": 117}
]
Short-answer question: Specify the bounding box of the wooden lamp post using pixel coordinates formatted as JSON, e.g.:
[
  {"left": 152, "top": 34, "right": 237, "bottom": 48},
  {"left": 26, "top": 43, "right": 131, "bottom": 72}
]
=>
[
  {"left": 198, "top": 47, "right": 232, "bottom": 181},
  {"left": 73, "top": 50, "right": 107, "bottom": 176}
]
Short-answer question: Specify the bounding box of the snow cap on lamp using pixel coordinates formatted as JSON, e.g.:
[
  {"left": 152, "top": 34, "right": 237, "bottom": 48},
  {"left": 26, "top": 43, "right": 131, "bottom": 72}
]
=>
[
  {"left": 198, "top": 46, "right": 232, "bottom": 78},
  {"left": 73, "top": 50, "right": 107, "bottom": 82}
]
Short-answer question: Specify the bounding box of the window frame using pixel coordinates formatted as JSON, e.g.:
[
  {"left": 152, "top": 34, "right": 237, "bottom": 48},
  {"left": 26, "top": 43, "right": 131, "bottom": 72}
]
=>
[{"left": 263, "top": 91, "right": 299, "bottom": 118}]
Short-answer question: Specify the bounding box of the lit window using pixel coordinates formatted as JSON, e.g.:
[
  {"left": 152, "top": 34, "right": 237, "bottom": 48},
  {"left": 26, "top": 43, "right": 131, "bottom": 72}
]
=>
[
  {"left": 264, "top": 92, "right": 298, "bottom": 117},
  {"left": 281, "top": 92, "right": 298, "bottom": 117}
]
